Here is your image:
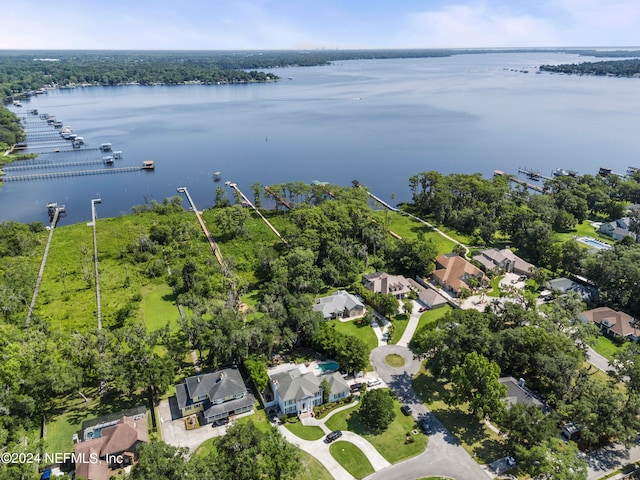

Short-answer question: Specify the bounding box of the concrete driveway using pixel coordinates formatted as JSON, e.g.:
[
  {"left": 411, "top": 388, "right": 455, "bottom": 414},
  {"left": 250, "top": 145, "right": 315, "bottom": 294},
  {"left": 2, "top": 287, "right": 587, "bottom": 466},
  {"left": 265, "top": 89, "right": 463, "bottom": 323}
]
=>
[{"left": 158, "top": 397, "right": 227, "bottom": 451}]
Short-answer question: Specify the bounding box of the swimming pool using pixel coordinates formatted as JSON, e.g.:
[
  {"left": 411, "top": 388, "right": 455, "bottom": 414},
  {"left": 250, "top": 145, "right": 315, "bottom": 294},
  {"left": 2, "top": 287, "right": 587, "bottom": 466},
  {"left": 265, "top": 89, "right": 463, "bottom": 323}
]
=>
[
  {"left": 315, "top": 361, "right": 339, "bottom": 374},
  {"left": 576, "top": 236, "right": 613, "bottom": 250}
]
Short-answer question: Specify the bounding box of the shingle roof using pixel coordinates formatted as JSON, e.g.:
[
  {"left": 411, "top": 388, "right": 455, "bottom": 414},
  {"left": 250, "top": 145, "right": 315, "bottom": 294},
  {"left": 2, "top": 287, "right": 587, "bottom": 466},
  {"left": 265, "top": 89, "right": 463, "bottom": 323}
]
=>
[
  {"left": 313, "top": 290, "right": 364, "bottom": 318},
  {"left": 270, "top": 366, "right": 321, "bottom": 402},
  {"left": 325, "top": 372, "right": 350, "bottom": 395},
  {"left": 177, "top": 367, "right": 248, "bottom": 409},
  {"left": 581, "top": 306, "right": 640, "bottom": 339}
]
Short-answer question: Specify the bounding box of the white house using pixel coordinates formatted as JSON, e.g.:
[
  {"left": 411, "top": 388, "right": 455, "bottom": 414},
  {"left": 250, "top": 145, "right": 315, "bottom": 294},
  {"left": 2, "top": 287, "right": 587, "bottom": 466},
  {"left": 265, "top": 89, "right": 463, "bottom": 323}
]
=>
[
  {"left": 325, "top": 372, "right": 351, "bottom": 402},
  {"left": 269, "top": 365, "right": 323, "bottom": 415}
]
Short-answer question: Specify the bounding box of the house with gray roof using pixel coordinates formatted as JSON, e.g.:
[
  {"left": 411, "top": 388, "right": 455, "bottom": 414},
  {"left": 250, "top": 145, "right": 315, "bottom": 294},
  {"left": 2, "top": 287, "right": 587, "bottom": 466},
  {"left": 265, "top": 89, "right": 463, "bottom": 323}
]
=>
[
  {"left": 547, "top": 277, "right": 597, "bottom": 302},
  {"left": 473, "top": 248, "right": 535, "bottom": 276},
  {"left": 269, "top": 364, "right": 323, "bottom": 416},
  {"left": 325, "top": 372, "right": 351, "bottom": 402},
  {"left": 175, "top": 367, "right": 255, "bottom": 424},
  {"left": 500, "top": 377, "right": 544, "bottom": 409},
  {"left": 599, "top": 217, "right": 637, "bottom": 241},
  {"left": 313, "top": 290, "right": 365, "bottom": 319}
]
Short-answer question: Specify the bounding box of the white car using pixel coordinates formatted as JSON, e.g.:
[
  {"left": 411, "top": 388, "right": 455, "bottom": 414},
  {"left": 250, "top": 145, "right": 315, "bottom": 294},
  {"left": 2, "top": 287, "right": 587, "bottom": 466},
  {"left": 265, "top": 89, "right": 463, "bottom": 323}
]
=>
[{"left": 367, "top": 378, "right": 381, "bottom": 387}]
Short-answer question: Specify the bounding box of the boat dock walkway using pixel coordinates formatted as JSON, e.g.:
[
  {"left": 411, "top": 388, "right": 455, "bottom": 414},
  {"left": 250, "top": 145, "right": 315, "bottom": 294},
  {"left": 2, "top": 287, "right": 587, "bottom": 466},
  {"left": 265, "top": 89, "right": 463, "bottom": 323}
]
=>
[
  {"left": 177, "top": 187, "right": 224, "bottom": 267},
  {"left": 25, "top": 204, "right": 65, "bottom": 329},
  {"left": 3, "top": 158, "right": 112, "bottom": 171},
  {"left": 264, "top": 185, "right": 291, "bottom": 210},
  {"left": 518, "top": 167, "right": 552, "bottom": 182},
  {"left": 227, "top": 182, "right": 288, "bottom": 244},
  {"left": 494, "top": 170, "right": 544, "bottom": 192},
  {"left": 2, "top": 165, "right": 147, "bottom": 181}
]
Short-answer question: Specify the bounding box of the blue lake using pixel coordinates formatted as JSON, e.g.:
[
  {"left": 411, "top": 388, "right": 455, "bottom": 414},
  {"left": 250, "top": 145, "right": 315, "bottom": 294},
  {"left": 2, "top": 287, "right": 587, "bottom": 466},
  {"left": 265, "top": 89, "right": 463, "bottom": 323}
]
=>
[{"left": 2, "top": 52, "right": 640, "bottom": 225}]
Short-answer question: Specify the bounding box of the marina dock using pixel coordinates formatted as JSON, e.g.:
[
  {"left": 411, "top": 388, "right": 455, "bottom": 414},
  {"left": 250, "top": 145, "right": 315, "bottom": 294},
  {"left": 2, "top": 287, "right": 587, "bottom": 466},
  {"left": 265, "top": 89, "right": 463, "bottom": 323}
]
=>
[
  {"left": 494, "top": 170, "right": 544, "bottom": 192},
  {"left": 1, "top": 165, "right": 151, "bottom": 181}
]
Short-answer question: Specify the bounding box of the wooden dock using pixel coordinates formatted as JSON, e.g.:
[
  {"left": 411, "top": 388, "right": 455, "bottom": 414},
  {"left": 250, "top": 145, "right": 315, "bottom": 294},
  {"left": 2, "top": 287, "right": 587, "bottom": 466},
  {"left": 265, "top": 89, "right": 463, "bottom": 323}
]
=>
[
  {"left": 2, "top": 158, "right": 112, "bottom": 171},
  {"left": 264, "top": 185, "right": 291, "bottom": 209},
  {"left": 494, "top": 170, "right": 544, "bottom": 192},
  {"left": 518, "top": 167, "right": 551, "bottom": 182},
  {"left": 2, "top": 165, "right": 149, "bottom": 181},
  {"left": 227, "top": 182, "right": 288, "bottom": 244},
  {"left": 177, "top": 187, "right": 224, "bottom": 266},
  {"left": 25, "top": 203, "right": 65, "bottom": 329}
]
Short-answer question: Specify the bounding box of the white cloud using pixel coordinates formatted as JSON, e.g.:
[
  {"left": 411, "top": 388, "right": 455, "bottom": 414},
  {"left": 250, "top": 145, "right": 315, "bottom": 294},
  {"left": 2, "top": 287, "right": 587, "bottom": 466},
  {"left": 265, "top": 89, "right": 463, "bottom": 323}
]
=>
[{"left": 401, "top": 3, "right": 562, "bottom": 48}]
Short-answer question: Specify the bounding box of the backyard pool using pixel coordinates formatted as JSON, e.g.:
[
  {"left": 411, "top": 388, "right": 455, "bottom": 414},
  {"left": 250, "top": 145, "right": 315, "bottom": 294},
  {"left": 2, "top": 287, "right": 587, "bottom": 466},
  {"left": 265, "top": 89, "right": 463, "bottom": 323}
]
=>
[
  {"left": 576, "top": 236, "right": 613, "bottom": 251},
  {"left": 315, "top": 361, "right": 339, "bottom": 374}
]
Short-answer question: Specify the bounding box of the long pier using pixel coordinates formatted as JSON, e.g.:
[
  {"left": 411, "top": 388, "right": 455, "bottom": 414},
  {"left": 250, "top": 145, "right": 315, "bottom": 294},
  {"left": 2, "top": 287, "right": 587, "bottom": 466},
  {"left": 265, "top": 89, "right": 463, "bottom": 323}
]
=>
[
  {"left": 2, "top": 166, "right": 145, "bottom": 181},
  {"left": 264, "top": 185, "right": 291, "bottom": 210},
  {"left": 3, "top": 158, "right": 111, "bottom": 171},
  {"left": 227, "top": 182, "right": 288, "bottom": 244},
  {"left": 177, "top": 187, "right": 225, "bottom": 266},
  {"left": 494, "top": 170, "right": 544, "bottom": 192},
  {"left": 25, "top": 204, "right": 65, "bottom": 329},
  {"left": 518, "top": 167, "right": 552, "bottom": 182}
]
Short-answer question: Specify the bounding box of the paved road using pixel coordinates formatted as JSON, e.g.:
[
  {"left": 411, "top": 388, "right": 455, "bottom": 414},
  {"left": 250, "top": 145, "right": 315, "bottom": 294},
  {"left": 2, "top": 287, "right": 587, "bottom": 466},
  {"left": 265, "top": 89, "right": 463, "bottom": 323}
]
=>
[{"left": 368, "top": 344, "right": 491, "bottom": 480}]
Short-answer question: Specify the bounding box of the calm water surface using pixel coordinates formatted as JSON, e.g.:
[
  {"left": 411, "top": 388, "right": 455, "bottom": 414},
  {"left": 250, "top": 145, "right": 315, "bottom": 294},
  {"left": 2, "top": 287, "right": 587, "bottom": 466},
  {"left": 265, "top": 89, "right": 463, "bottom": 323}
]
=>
[{"left": 2, "top": 52, "right": 640, "bottom": 225}]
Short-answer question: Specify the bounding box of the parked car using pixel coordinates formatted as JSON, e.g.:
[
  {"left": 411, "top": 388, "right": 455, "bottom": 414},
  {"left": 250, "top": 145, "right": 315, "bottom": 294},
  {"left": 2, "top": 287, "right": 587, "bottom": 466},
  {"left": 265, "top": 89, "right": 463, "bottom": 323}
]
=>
[
  {"left": 212, "top": 417, "right": 229, "bottom": 427},
  {"left": 367, "top": 377, "right": 381, "bottom": 387},
  {"left": 419, "top": 419, "right": 433, "bottom": 434},
  {"left": 350, "top": 382, "right": 364, "bottom": 392},
  {"left": 326, "top": 430, "right": 342, "bottom": 443},
  {"left": 418, "top": 306, "right": 429, "bottom": 312},
  {"left": 401, "top": 404, "right": 412, "bottom": 416}
]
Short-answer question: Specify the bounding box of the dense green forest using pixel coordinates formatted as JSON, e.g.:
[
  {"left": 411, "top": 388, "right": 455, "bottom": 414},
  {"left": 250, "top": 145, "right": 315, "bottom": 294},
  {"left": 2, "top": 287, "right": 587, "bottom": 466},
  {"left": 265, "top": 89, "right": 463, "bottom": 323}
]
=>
[
  {"left": 540, "top": 58, "right": 640, "bottom": 77},
  {"left": 3, "top": 48, "right": 640, "bottom": 98},
  {"left": 0, "top": 106, "right": 24, "bottom": 150},
  {"left": 3, "top": 169, "right": 640, "bottom": 477}
]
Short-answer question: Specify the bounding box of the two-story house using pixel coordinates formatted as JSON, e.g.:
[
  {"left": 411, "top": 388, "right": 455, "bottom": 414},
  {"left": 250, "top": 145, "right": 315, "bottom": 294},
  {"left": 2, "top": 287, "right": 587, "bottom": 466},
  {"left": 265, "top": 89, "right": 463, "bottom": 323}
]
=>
[
  {"left": 268, "top": 364, "right": 324, "bottom": 415},
  {"left": 432, "top": 253, "right": 488, "bottom": 296},
  {"left": 363, "top": 272, "right": 412, "bottom": 299},
  {"left": 175, "top": 367, "right": 255, "bottom": 425}
]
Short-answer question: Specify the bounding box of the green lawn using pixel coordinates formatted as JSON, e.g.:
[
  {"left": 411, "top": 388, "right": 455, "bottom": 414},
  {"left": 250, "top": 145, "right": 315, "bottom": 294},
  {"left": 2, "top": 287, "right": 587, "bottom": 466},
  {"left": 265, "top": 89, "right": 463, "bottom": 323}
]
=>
[
  {"left": 329, "top": 441, "right": 375, "bottom": 479},
  {"left": 332, "top": 319, "right": 379, "bottom": 355},
  {"left": 385, "top": 354, "right": 405, "bottom": 368},
  {"left": 416, "top": 305, "right": 452, "bottom": 334},
  {"left": 412, "top": 366, "right": 506, "bottom": 464},
  {"left": 591, "top": 334, "right": 627, "bottom": 360},
  {"left": 555, "top": 219, "right": 613, "bottom": 244},
  {"left": 485, "top": 276, "right": 503, "bottom": 298},
  {"left": 389, "top": 313, "right": 409, "bottom": 344},
  {"left": 138, "top": 283, "right": 181, "bottom": 332},
  {"left": 369, "top": 211, "right": 461, "bottom": 255},
  {"left": 325, "top": 394, "right": 427, "bottom": 464},
  {"left": 296, "top": 450, "right": 334, "bottom": 480},
  {"left": 285, "top": 422, "right": 325, "bottom": 440}
]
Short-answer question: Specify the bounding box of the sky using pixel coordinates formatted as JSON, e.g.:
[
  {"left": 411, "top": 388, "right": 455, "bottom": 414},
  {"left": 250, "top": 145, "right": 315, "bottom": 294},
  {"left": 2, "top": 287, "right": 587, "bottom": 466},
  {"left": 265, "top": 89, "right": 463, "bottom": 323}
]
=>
[{"left": 2, "top": 0, "right": 639, "bottom": 50}]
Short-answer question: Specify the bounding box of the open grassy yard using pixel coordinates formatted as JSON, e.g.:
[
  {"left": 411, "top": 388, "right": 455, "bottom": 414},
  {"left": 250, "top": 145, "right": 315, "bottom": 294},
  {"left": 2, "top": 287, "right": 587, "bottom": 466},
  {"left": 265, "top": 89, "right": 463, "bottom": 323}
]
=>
[
  {"left": 369, "top": 211, "right": 461, "bottom": 255},
  {"left": 412, "top": 366, "right": 506, "bottom": 464},
  {"left": 389, "top": 313, "right": 409, "bottom": 344},
  {"left": 296, "top": 450, "right": 334, "bottom": 480},
  {"left": 591, "top": 334, "right": 627, "bottom": 360},
  {"left": 285, "top": 421, "right": 325, "bottom": 440},
  {"left": 329, "top": 441, "right": 375, "bottom": 479},
  {"left": 332, "top": 318, "right": 379, "bottom": 355},
  {"left": 46, "top": 387, "right": 151, "bottom": 454},
  {"left": 138, "top": 283, "right": 181, "bottom": 332},
  {"left": 416, "top": 305, "right": 452, "bottom": 334},
  {"left": 324, "top": 394, "right": 427, "bottom": 464}
]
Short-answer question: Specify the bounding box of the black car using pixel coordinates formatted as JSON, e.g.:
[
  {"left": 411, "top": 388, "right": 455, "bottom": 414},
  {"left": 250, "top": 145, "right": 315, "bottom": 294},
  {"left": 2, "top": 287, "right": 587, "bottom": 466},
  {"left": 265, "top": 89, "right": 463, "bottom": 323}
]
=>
[
  {"left": 419, "top": 419, "right": 433, "bottom": 434},
  {"left": 401, "top": 404, "right": 412, "bottom": 416},
  {"left": 326, "top": 430, "right": 342, "bottom": 443},
  {"left": 212, "top": 417, "right": 229, "bottom": 427},
  {"left": 350, "top": 382, "right": 364, "bottom": 392}
]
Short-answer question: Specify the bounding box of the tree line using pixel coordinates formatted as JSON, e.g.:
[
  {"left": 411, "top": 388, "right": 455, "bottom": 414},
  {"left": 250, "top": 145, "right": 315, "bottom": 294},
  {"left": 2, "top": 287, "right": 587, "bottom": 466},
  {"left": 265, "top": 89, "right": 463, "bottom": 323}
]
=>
[{"left": 540, "top": 58, "right": 640, "bottom": 77}]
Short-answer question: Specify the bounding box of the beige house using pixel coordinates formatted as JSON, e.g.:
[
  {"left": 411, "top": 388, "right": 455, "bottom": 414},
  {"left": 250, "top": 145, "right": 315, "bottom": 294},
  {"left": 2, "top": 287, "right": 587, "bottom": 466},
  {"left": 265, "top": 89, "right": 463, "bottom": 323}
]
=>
[
  {"left": 432, "top": 254, "right": 488, "bottom": 296},
  {"left": 580, "top": 307, "right": 640, "bottom": 342},
  {"left": 74, "top": 414, "right": 148, "bottom": 480},
  {"left": 363, "top": 272, "right": 412, "bottom": 299}
]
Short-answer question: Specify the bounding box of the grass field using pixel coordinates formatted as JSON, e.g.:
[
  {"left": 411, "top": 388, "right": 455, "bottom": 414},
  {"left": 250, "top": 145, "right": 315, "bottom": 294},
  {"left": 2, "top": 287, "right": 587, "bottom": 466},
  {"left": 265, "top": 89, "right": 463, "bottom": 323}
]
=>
[
  {"left": 389, "top": 313, "right": 409, "bottom": 344},
  {"left": 412, "top": 366, "right": 506, "bottom": 464},
  {"left": 285, "top": 422, "right": 325, "bottom": 440},
  {"left": 325, "top": 395, "right": 427, "bottom": 464},
  {"left": 416, "top": 305, "right": 452, "bottom": 334},
  {"left": 297, "top": 450, "right": 334, "bottom": 480},
  {"left": 369, "top": 211, "right": 461, "bottom": 255},
  {"left": 329, "top": 441, "right": 375, "bottom": 479},
  {"left": 332, "top": 319, "right": 379, "bottom": 355},
  {"left": 385, "top": 354, "right": 405, "bottom": 367},
  {"left": 591, "top": 334, "right": 627, "bottom": 360}
]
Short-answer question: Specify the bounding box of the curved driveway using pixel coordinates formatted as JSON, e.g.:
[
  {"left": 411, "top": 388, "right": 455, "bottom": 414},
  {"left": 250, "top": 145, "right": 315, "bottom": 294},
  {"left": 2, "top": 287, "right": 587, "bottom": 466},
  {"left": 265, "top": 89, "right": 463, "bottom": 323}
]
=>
[{"left": 368, "top": 344, "right": 491, "bottom": 480}]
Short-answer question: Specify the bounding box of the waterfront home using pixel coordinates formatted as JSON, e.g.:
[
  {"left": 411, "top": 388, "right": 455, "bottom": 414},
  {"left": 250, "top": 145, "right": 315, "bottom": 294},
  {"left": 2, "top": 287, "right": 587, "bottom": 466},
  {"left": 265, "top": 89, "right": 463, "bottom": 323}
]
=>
[
  {"left": 598, "top": 217, "right": 637, "bottom": 242},
  {"left": 431, "top": 254, "right": 488, "bottom": 296},
  {"left": 312, "top": 290, "right": 365, "bottom": 319},
  {"left": 175, "top": 367, "right": 255, "bottom": 425}
]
